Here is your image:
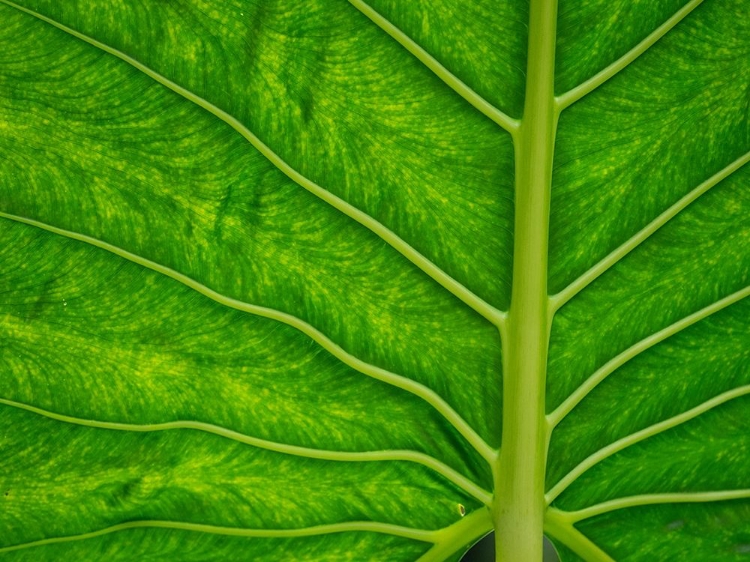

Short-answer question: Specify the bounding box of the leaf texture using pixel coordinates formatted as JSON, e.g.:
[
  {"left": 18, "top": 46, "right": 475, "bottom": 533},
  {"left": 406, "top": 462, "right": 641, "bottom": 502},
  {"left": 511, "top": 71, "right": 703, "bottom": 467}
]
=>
[{"left": 0, "top": 0, "right": 748, "bottom": 560}]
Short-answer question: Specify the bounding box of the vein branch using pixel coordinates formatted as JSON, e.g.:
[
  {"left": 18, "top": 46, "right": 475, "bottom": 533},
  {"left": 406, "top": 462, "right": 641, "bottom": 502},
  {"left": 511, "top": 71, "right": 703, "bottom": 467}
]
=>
[
  {"left": 555, "top": 0, "right": 704, "bottom": 110},
  {"left": 0, "top": 211, "right": 497, "bottom": 465},
  {"left": 559, "top": 489, "right": 750, "bottom": 523},
  {"left": 551, "top": 151, "right": 750, "bottom": 312},
  {"left": 347, "top": 0, "right": 520, "bottom": 135},
  {"left": 546, "top": 384, "right": 750, "bottom": 504},
  {"left": 0, "top": 0, "right": 505, "bottom": 329},
  {"left": 0, "top": 520, "right": 438, "bottom": 555},
  {"left": 544, "top": 509, "right": 615, "bottom": 562},
  {"left": 416, "top": 508, "right": 493, "bottom": 562},
  {"left": 0, "top": 397, "right": 491, "bottom": 505},
  {"left": 549, "top": 286, "right": 750, "bottom": 429}
]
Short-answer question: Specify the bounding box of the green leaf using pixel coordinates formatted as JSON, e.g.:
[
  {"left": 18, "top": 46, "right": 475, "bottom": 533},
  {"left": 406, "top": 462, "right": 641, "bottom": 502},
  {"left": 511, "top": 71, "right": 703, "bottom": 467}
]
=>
[{"left": 0, "top": 0, "right": 747, "bottom": 561}]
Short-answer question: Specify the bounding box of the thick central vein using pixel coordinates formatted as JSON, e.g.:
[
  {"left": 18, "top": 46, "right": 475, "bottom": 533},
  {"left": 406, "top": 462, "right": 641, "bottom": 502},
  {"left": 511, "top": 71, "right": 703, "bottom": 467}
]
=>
[
  {"left": 494, "top": 0, "right": 558, "bottom": 560},
  {"left": 0, "top": 0, "right": 504, "bottom": 329}
]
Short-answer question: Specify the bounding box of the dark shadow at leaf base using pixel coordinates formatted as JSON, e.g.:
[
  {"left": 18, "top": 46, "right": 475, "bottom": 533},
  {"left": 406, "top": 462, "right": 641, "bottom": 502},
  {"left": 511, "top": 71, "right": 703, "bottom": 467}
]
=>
[{"left": 461, "top": 532, "right": 561, "bottom": 561}]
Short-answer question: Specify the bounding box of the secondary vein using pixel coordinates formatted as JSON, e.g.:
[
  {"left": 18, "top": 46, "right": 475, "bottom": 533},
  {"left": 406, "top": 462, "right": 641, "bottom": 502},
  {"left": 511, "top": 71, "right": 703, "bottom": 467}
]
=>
[
  {"left": 0, "top": 0, "right": 505, "bottom": 330},
  {"left": 550, "top": 150, "right": 750, "bottom": 312},
  {"left": 0, "top": 397, "right": 491, "bottom": 505},
  {"left": 560, "top": 489, "right": 750, "bottom": 523},
  {"left": 0, "top": 211, "right": 497, "bottom": 464},
  {"left": 416, "top": 508, "right": 493, "bottom": 562},
  {"left": 346, "top": 0, "right": 520, "bottom": 136},
  {"left": 0, "top": 520, "right": 437, "bottom": 555},
  {"left": 556, "top": 0, "right": 705, "bottom": 110},
  {"left": 544, "top": 509, "right": 615, "bottom": 562},
  {"left": 548, "top": 286, "right": 750, "bottom": 429},
  {"left": 546, "top": 384, "right": 750, "bottom": 504}
]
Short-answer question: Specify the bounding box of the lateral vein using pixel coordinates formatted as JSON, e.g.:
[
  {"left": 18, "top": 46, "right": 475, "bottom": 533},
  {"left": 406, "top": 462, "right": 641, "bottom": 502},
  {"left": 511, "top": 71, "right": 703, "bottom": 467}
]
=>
[
  {"left": 555, "top": 0, "right": 704, "bottom": 110},
  {"left": 548, "top": 287, "right": 750, "bottom": 431},
  {"left": 0, "top": 211, "right": 496, "bottom": 464},
  {"left": 551, "top": 150, "right": 750, "bottom": 312},
  {"left": 546, "top": 384, "right": 750, "bottom": 504},
  {"left": 559, "top": 489, "right": 750, "bottom": 523},
  {"left": 544, "top": 509, "right": 615, "bottom": 562},
  {"left": 0, "top": 0, "right": 505, "bottom": 329},
  {"left": 416, "top": 508, "right": 493, "bottom": 562},
  {"left": 346, "top": 0, "right": 520, "bottom": 136},
  {"left": 0, "top": 520, "right": 437, "bottom": 555},
  {"left": 0, "top": 397, "right": 491, "bottom": 505}
]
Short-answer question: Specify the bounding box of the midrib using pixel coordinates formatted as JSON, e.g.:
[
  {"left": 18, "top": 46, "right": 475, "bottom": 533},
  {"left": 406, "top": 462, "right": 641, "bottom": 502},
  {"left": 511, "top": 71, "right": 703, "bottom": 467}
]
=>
[{"left": 493, "top": 0, "right": 558, "bottom": 560}]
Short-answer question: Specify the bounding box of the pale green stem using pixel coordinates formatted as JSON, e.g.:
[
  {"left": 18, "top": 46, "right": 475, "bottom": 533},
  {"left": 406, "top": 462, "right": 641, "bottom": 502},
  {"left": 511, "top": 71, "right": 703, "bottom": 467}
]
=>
[{"left": 493, "top": 0, "right": 558, "bottom": 560}]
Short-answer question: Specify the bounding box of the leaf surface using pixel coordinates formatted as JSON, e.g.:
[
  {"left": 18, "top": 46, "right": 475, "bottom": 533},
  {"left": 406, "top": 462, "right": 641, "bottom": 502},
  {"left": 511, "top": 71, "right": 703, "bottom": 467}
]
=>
[{"left": 0, "top": 0, "right": 748, "bottom": 560}]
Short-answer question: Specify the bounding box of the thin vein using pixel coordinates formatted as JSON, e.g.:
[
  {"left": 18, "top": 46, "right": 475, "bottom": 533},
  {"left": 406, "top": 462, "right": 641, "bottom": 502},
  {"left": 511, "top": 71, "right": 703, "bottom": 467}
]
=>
[
  {"left": 0, "top": 0, "right": 506, "bottom": 330},
  {"left": 0, "top": 211, "right": 497, "bottom": 465},
  {"left": 546, "top": 384, "right": 750, "bottom": 504},
  {"left": 560, "top": 489, "right": 750, "bottom": 523},
  {"left": 556, "top": 0, "right": 704, "bottom": 110},
  {"left": 0, "top": 397, "right": 491, "bottom": 505},
  {"left": 548, "top": 286, "right": 750, "bottom": 429},
  {"left": 416, "top": 509, "right": 493, "bottom": 562},
  {"left": 551, "top": 151, "right": 750, "bottom": 312},
  {"left": 0, "top": 520, "right": 437, "bottom": 555},
  {"left": 346, "top": 0, "right": 520, "bottom": 136},
  {"left": 544, "top": 509, "right": 615, "bottom": 562}
]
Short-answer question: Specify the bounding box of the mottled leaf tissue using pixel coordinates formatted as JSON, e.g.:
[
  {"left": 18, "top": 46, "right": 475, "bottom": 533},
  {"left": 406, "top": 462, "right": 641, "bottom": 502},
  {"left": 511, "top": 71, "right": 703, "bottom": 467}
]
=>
[{"left": 0, "top": 0, "right": 748, "bottom": 561}]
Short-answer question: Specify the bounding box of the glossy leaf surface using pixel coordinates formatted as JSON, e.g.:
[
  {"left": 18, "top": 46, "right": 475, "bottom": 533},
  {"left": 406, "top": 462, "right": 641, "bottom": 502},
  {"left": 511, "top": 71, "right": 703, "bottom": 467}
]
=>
[{"left": 0, "top": 0, "right": 748, "bottom": 560}]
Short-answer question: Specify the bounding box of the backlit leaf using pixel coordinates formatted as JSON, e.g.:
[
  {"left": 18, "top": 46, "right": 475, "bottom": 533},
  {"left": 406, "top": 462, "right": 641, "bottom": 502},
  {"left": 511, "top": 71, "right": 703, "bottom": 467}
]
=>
[{"left": 0, "top": 0, "right": 747, "bottom": 560}]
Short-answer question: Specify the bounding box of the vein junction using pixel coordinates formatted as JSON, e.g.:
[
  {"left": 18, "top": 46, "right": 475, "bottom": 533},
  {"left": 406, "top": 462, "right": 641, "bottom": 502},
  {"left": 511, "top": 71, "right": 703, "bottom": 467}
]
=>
[
  {"left": 0, "top": 210, "right": 496, "bottom": 465},
  {"left": 553, "top": 489, "right": 750, "bottom": 523},
  {"left": 540, "top": 1, "right": 750, "bottom": 558},
  {"left": 0, "top": 504, "right": 494, "bottom": 557},
  {"left": 550, "top": 151, "right": 750, "bottom": 311},
  {"left": 546, "top": 383, "right": 750, "bottom": 504},
  {"left": 2, "top": 0, "right": 748, "bottom": 559},
  {"left": 548, "top": 286, "right": 750, "bottom": 429},
  {"left": 346, "top": 0, "right": 520, "bottom": 136},
  {"left": 0, "top": 520, "right": 436, "bottom": 554},
  {"left": 555, "top": 0, "right": 705, "bottom": 110},
  {"left": 0, "top": 5, "right": 508, "bottom": 554},
  {"left": 0, "top": 0, "right": 505, "bottom": 331}
]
